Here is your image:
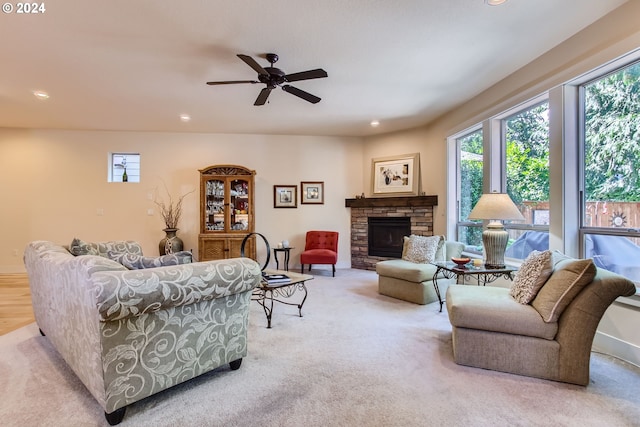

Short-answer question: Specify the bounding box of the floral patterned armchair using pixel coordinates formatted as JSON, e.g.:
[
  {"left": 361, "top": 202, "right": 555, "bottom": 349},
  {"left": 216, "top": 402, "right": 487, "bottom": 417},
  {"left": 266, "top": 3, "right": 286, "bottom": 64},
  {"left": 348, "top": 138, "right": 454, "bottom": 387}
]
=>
[{"left": 24, "top": 240, "right": 261, "bottom": 425}]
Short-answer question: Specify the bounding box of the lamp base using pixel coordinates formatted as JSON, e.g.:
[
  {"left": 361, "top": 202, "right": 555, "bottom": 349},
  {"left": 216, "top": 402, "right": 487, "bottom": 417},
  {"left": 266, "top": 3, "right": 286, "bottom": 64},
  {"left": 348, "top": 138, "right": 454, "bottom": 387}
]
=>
[{"left": 482, "top": 221, "right": 508, "bottom": 269}]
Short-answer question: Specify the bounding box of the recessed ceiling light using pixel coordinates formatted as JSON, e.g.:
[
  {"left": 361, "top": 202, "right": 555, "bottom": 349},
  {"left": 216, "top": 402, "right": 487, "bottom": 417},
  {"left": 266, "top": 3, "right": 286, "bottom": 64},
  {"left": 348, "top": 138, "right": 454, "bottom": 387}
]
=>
[
  {"left": 370, "top": 120, "right": 380, "bottom": 127},
  {"left": 179, "top": 114, "right": 191, "bottom": 122},
  {"left": 33, "top": 91, "right": 49, "bottom": 100},
  {"left": 485, "top": 0, "right": 508, "bottom": 5}
]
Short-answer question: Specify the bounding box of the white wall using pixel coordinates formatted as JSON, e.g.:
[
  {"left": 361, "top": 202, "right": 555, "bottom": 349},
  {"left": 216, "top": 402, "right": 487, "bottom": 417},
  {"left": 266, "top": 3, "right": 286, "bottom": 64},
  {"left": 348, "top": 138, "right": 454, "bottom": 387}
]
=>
[{"left": 0, "top": 128, "right": 363, "bottom": 272}]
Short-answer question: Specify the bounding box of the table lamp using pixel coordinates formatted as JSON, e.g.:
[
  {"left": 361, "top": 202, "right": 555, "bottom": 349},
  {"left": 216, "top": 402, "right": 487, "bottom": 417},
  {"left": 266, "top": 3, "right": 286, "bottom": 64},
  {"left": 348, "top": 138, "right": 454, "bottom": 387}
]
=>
[{"left": 468, "top": 192, "right": 524, "bottom": 268}]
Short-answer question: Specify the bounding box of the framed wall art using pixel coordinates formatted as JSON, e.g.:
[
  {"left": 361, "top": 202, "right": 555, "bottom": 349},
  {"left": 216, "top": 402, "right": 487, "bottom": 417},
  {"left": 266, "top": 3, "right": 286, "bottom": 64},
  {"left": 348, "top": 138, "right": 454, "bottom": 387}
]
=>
[
  {"left": 371, "top": 153, "right": 420, "bottom": 196},
  {"left": 301, "top": 181, "right": 324, "bottom": 204},
  {"left": 273, "top": 185, "right": 297, "bottom": 208}
]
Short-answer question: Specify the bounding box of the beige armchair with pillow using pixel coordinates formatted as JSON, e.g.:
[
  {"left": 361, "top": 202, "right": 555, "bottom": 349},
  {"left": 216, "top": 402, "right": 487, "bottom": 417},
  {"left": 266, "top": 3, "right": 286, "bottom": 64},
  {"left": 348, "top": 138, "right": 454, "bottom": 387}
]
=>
[
  {"left": 376, "top": 235, "right": 465, "bottom": 305},
  {"left": 446, "top": 250, "right": 636, "bottom": 385}
]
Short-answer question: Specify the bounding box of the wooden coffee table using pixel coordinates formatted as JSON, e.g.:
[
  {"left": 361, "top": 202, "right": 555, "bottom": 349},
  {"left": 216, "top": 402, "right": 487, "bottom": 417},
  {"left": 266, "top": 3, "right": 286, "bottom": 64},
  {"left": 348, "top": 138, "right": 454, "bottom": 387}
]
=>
[{"left": 252, "top": 269, "right": 313, "bottom": 328}]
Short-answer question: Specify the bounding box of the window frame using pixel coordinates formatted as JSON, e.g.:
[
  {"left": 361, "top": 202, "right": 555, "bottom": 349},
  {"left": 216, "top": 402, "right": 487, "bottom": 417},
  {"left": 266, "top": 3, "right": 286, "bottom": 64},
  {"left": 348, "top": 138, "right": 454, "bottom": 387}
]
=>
[
  {"left": 451, "top": 127, "right": 484, "bottom": 253},
  {"left": 575, "top": 56, "right": 640, "bottom": 295}
]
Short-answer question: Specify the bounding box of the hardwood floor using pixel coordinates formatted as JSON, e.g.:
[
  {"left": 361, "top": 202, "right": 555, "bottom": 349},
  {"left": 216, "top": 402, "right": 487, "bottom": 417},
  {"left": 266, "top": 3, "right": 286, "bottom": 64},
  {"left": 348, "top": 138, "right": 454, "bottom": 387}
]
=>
[{"left": 0, "top": 273, "right": 34, "bottom": 336}]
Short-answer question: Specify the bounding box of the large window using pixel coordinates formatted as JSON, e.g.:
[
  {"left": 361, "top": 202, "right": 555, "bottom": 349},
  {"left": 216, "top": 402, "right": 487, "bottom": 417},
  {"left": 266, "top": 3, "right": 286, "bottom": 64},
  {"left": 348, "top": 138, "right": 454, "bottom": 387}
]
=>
[
  {"left": 581, "top": 60, "right": 640, "bottom": 282},
  {"left": 452, "top": 101, "right": 550, "bottom": 261},
  {"left": 455, "top": 129, "right": 483, "bottom": 254},
  {"left": 448, "top": 49, "right": 640, "bottom": 293},
  {"left": 503, "top": 101, "right": 550, "bottom": 259}
]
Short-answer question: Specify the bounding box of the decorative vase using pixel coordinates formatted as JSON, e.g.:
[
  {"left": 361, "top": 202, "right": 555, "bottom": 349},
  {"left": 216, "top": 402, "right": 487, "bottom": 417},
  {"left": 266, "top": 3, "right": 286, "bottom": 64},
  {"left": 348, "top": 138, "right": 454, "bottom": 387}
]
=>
[{"left": 159, "top": 228, "right": 184, "bottom": 255}]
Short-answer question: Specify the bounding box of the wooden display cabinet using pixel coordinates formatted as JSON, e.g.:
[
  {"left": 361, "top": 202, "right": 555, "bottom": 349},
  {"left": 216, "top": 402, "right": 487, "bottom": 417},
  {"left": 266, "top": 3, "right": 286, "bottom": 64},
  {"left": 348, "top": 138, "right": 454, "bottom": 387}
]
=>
[{"left": 198, "top": 165, "right": 256, "bottom": 261}]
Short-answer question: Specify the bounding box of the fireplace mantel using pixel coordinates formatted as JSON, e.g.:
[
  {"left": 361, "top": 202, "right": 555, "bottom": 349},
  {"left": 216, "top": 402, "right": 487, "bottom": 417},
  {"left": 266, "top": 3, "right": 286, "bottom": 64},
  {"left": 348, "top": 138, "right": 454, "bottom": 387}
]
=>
[{"left": 345, "top": 195, "right": 437, "bottom": 208}]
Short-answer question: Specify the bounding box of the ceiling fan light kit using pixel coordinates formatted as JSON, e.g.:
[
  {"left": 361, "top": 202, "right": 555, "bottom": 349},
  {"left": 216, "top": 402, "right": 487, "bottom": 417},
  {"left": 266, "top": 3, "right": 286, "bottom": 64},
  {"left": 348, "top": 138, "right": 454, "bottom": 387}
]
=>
[{"left": 207, "top": 53, "right": 328, "bottom": 106}]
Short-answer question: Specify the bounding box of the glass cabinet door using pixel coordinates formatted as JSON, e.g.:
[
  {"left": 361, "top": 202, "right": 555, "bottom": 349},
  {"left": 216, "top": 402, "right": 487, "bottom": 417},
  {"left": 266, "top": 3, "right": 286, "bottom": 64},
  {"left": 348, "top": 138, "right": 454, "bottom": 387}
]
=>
[
  {"left": 205, "top": 179, "right": 225, "bottom": 231},
  {"left": 230, "top": 178, "right": 250, "bottom": 231}
]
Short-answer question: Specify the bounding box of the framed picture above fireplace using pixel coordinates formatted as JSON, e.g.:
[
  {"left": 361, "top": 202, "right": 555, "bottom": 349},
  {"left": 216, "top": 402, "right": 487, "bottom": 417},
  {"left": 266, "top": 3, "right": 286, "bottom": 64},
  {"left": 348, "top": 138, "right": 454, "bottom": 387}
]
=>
[{"left": 371, "top": 153, "right": 420, "bottom": 196}]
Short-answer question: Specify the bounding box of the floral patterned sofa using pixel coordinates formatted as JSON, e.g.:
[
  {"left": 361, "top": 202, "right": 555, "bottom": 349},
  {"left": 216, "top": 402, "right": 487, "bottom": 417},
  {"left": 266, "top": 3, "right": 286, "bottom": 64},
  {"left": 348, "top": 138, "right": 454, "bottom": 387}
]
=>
[{"left": 24, "top": 240, "right": 261, "bottom": 425}]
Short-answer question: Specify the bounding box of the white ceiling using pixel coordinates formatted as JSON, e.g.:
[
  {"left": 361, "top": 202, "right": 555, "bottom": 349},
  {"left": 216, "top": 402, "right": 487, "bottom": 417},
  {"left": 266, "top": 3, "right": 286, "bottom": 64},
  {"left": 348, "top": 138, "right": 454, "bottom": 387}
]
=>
[{"left": 0, "top": 0, "right": 627, "bottom": 137}]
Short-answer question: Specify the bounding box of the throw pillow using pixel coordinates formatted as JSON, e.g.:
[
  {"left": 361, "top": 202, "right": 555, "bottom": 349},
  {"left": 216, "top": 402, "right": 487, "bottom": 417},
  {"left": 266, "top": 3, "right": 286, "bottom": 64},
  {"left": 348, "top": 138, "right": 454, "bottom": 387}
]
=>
[
  {"left": 107, "top": 251, "right": 193, "bottom": 270},
  {"left": 531, "top": 258, "right": 597, "bottom": 323},
  {"left": 69, "top": 238, "right": 99, "bottom": 256},
  {"left": 403, "top": 235, "right": 445, "bottom": 259},
  {"left": 402, "top": 235, "right": 442, "bottom": 264},
  {"left": 509, "top": 250, "right": 553, "bottom": 304}
]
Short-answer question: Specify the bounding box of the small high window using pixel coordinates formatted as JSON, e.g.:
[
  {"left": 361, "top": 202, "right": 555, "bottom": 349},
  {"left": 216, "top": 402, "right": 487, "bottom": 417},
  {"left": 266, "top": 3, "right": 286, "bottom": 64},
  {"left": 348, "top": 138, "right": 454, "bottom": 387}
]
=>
[{"left": 109, "top": 153, "right": 140, "bottom": 183}]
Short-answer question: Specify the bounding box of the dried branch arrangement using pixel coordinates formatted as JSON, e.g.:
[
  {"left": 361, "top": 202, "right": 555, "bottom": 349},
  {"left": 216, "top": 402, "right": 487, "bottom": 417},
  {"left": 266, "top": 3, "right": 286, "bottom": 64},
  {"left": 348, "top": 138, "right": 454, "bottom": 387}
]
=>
[{"left": 153, "top": 186, "right": 194, "bottom": 230}]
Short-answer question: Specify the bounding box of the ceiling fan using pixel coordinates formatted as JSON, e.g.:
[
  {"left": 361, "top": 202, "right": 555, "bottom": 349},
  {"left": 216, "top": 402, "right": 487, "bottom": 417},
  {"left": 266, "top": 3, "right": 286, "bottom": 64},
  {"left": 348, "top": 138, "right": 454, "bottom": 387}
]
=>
[{"left": 206, "top": 53, "right": 328, "bottom": 106}]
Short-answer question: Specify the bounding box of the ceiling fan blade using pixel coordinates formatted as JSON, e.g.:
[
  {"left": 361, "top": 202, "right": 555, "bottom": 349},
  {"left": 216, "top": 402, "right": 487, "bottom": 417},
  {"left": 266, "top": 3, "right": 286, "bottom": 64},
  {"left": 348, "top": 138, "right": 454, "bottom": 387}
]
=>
[
  {"left": 282, "top": 85, "right": 321, "bottom": 104},
  {"left": 237, "top": 54, "right": 269, "bottom": 76},
  {"left": 254, "top": 87, "right": 272, "bottom": 106},
  {"left": 284, "top": 68, "right": 328, "bottom": 82},
  {"left": 206, "top": 80, "right": 258, "bottom": 85}
]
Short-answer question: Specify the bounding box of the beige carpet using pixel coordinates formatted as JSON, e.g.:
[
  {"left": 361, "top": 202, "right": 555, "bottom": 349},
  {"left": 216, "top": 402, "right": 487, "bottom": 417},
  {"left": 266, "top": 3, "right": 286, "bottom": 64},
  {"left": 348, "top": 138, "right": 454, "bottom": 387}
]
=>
[{"left": 1, "top": 268, "right": 639, "bottom": 427}]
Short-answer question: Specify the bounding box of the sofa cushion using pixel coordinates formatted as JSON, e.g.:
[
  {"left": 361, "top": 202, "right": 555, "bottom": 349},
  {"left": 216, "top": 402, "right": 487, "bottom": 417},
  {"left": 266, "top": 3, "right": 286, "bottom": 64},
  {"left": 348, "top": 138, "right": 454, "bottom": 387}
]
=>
[
  {"left": 69, "top": 237, "right": 100, "bottom": 256},
  {"left": 531, "top": 258, "right": 597, "bottom": 323},
  {"left": 447, "top": 285, "right": 558, "bottom": 340},
  {"left": 92, "top": 257, "right": 261, "bottom": 323},
  {"left": 376, "top": 259, "right": 439, "bottom": 283},
  {"left": 402, "top": 235, "right": 442, "bottom": 264},
  {"left": 95, "top": 241, "right": 144, "bottom": 257},
  {"left": 107, "top": 251, "right": 193, "bottom": 270},
  {"left": 509, "top": 250, "right": 553, "bottom": 304},
  {"left": 70, "top": 238, "right": 144, "bottom": 258}
]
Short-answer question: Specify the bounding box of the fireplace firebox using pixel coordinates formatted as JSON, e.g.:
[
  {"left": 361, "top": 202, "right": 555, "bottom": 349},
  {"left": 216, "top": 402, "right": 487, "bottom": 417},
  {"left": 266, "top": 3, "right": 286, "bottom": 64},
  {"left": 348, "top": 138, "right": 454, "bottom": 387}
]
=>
[{"left": 368, "top": 217, "right": 411, "bottom": 258}]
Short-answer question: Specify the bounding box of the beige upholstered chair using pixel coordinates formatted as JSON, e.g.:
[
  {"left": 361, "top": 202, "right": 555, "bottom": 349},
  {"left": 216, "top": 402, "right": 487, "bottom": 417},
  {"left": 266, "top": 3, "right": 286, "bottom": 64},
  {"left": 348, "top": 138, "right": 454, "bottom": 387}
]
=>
[
  {"left": 377, "top": 239, "right": 465, "bottom": 305},
  {"left": 446, "top": 255, "right": 636, "bottom": 385}
]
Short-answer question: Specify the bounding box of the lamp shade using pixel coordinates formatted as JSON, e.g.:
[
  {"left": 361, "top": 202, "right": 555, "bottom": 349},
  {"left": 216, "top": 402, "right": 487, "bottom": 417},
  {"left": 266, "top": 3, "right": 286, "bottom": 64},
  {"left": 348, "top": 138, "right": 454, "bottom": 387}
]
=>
[{"left": 468, "top": 193, "right": 525, "bottom": 221}]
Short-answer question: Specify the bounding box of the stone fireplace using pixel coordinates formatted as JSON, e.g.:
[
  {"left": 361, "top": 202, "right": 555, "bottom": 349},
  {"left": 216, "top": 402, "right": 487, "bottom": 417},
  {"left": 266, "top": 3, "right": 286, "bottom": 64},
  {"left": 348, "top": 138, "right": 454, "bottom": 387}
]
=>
[{"left": 345, "top": 195, "right": 438, "bottom": 270}]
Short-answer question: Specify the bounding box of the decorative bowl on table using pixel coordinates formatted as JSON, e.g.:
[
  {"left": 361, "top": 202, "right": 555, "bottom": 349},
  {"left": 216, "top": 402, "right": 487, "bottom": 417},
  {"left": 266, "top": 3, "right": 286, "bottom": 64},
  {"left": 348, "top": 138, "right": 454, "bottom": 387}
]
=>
[{"left": 451, "top": 257, "right": 471, "bottom": 267}]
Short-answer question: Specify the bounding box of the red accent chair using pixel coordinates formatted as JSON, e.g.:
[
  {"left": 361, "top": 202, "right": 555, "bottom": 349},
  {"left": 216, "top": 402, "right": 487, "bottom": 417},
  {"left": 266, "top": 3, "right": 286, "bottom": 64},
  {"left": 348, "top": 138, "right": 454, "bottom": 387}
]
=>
[{"left": 300, "top": 231, "right": 339, "bottom": 277}]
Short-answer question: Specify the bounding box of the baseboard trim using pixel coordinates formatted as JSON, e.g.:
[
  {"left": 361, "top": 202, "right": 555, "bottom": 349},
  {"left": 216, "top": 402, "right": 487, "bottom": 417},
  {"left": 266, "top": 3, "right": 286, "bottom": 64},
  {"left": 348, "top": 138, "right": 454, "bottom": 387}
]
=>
[{"left": 593, "top": 330, "right": 640, "bottom": 368}]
